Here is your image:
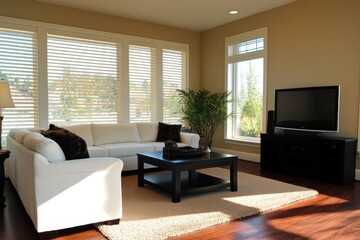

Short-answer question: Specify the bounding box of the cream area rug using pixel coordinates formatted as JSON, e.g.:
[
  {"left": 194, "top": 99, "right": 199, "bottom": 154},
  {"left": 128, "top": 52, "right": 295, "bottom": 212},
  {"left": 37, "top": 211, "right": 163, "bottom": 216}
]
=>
[{"left": 97, "top": 168, "right": 318, "bottom": 240}]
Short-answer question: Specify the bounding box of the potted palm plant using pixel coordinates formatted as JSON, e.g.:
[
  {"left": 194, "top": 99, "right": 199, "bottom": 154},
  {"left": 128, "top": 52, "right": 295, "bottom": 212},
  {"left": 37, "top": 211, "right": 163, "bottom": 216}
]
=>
[{"left": 177, "top": 89, "right": 231, "bottom": 151}]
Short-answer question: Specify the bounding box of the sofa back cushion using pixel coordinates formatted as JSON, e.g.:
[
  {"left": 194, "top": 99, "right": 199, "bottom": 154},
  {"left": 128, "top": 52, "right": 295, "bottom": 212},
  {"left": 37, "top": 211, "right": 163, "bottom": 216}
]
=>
[
  {"left": 9, "top": 128, "right": 31, "bottom": 143},
  {"left": 92, "top": 123, "right": 141, "bottom": 146},
  {"left": 135, "top": 122, "right": 159, "bottom": 142},
  {"left": 23, "top": 132, "right": 66, "bottom": 162},
  {"left": 9, "top": 128, "right": 42, "bottom": 143},
  {"left": 59, "top": 123, "right": 93, "bottom": 146}
]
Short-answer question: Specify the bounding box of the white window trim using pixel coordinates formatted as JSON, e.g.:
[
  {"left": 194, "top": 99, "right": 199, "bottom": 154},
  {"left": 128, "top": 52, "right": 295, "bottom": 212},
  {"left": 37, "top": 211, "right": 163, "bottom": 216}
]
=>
[
  {"left": 224, "top": 27, "right": 268, "bottom": 145},
  {"left": 0, "top": 16, "right": 189, "bottom": 128}
]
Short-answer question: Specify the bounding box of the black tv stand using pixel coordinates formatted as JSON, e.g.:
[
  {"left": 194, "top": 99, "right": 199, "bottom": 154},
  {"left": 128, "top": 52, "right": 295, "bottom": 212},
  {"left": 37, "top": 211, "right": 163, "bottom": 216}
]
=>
[{"left": 260, "top": 133, "right": 357, "bottom": 185}]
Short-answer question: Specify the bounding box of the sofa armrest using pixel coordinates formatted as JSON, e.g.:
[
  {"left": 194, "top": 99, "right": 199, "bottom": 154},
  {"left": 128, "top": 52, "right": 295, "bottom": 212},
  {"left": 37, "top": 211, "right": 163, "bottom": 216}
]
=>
[
  {"left": 34, "top": 157, "right": 123, "bottom": 232},
  {"left": 180, "top": 132, "right": 200, "bottom": 148},
  {"left": 35, "top": 157, "right": 123, "bottom": 177}
]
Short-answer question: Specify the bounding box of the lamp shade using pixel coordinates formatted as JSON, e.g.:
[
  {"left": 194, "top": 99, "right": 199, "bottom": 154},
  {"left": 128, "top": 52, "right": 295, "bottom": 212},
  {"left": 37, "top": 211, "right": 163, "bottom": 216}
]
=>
[{"left": 0, "top": 81, "right": 15, "bottom": 109}]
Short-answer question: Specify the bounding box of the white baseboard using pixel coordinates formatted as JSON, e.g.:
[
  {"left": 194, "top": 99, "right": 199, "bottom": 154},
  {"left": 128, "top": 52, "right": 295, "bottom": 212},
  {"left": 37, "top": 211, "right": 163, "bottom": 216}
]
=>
[
  {"left": 211, "top": 147, "right": 260, "bottom": 163},
  {"left": 356, "top": 169, "right": 360, "bottom": 181},
  {"left": 212, "top": 147, "right": 360, "bottom": 181}
]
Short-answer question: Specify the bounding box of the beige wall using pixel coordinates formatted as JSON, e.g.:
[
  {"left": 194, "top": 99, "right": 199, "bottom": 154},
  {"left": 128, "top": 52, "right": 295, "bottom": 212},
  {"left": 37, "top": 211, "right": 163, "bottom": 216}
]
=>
[
  {"left": 201, "top": 0, "right": 360, "bottom": 168},
  {"left": 0, "top": 0, "right": 201, "bottom": 90}
]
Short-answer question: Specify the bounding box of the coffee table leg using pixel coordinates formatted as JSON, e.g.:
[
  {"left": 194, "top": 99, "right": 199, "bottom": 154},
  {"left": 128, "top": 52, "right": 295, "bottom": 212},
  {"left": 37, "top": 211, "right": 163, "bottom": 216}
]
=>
[
  {"left": 230, "top": 158, "right": 238, "bottom": 191},
  {"left": 138, "top": 156, "right": 144, "bottom": 187},
  {"left": 188, "top": 170, "right": 196, "bottom": 186},
  {"left": 172, "top": 170, "right": 181, "bottom": 203}
]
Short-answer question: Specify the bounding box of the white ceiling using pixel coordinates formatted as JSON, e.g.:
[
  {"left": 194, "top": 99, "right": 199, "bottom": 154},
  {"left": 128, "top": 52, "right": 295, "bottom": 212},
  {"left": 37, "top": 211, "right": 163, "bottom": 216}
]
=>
[{"left": 38, "top": 0, "right": 297, "bottom": 32}]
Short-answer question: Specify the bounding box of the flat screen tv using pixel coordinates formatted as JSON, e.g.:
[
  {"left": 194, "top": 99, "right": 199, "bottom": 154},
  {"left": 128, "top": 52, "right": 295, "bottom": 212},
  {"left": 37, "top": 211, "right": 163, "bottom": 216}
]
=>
[{"left": 274, "top": 86, "right": 340, "bottom": 133}]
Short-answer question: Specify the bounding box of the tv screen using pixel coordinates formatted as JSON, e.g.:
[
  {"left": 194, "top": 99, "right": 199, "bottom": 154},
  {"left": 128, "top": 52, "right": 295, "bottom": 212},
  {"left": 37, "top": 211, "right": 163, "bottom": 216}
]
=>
[{"left": 274, "top": 86, "right": 340, "bottom": 132}]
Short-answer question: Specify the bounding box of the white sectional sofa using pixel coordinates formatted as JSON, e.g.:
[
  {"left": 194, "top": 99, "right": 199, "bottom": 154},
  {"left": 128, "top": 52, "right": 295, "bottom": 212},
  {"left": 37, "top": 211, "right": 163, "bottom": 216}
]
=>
[{"left": 6, "top": 122, "right": 199, "bottom": 234}]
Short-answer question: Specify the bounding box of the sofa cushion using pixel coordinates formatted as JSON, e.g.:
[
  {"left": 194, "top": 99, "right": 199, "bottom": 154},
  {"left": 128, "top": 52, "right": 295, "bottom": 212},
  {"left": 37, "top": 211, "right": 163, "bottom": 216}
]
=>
[
  {"left": 156, "top": 122, "right": 182, "bottom": 142},
  {"left": 41, "top": 124, "right": 90, "bottom": 160},
  {"left": 8, "top": 128, "right": 21, "bottom": 139},
  {"left": 141, "top": 142, "right": 165, "bottom": 151},
  {"left": 99, "top": 143, "right": 153, "bottom": 158},
  {"left": 9, "top": 128, "right": 42, "bottom": 142},
  {"left": 92, "top": 123, "right": 141, "bottom": 146},
  {"left": 23, "top": 132, "right": 66, "bottom": 162},
  {"left": 87, "top": 146, "right": 109, "bottom": 158},
  {"left": 59, "top": 123, "right": 94, "bottom": 146},
  {"left": 136, "top": 122, "right": 159, "bottom": 142},
  {"left": 16, "top": 131, "right": 32, "bottom": 143},
  {"left": 9, "top": 129, "right": 31, "bottom": 143}
]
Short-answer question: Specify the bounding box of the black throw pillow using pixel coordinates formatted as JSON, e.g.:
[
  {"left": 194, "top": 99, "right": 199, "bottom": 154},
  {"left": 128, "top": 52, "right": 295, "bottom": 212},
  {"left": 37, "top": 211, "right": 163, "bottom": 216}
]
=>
[
  {"left": 40, "top": 124, "right": 90, "bottom": 160},
  {"left": 156, "top": 122, "right": 182, "bottom": 142}
]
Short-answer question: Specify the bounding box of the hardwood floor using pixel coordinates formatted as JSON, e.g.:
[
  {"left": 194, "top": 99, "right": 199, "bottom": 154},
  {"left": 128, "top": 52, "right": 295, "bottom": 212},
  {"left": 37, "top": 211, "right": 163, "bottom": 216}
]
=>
[{"left": 1, "top": 160, "right": 359, "bottom": 240}]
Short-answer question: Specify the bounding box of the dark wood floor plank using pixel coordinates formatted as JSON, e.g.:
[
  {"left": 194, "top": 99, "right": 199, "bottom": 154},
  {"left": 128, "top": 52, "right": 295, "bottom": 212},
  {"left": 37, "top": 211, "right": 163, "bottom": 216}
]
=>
[{"left": 1, "top": 160, "right": 359, "bottom": 240}]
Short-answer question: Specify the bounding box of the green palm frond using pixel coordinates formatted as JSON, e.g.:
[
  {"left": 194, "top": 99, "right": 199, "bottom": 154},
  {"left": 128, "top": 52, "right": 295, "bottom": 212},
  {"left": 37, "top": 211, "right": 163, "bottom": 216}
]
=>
[{"left": 177, "top": 89, "right": 232, "bottom": 149}]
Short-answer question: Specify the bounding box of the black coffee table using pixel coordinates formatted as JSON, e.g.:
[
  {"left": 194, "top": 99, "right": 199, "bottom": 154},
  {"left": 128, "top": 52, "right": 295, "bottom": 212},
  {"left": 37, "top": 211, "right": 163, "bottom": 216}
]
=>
[{"left": 137, "top": 151, "right": 238, "bottom": 203}]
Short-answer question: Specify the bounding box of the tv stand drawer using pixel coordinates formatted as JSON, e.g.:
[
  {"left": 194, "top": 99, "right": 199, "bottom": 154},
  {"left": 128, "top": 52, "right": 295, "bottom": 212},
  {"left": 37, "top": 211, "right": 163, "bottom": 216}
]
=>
[{"left": 285, "top": 142, "right": 312, "bottom": 155}]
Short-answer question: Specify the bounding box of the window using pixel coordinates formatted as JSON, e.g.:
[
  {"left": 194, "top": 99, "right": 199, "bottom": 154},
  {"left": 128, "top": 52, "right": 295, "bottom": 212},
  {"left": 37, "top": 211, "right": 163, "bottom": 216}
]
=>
[
  {"left": 129, "top": 44, "right": 156, "bottom": 122},
  {"left": 0, "top": 27, "right": 38, "bottom": 146},
  {"left": 48, "top": 34, "right": 119, "bottom": 124},
  {"left": 0, "top": 17, "right": 188, "bottom": 146},
  {"left": 225, "top": 28, "right": 267, "bottom": 143},
  {"left": 128, "top": 45, "right": 187, "bottom": 123},
  {"left": 162, "top": 48, "right": 187, "bottom": 124}
]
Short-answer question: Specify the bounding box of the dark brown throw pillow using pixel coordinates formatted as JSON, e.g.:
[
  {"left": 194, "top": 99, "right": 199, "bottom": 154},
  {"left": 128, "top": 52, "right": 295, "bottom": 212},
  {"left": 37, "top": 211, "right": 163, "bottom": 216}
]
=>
[
  {"left": 156, "top": 122, "right": 182, "bottom": 142},
  {"left": 40, "top": 124, "right": 90, "bottom": 160}
]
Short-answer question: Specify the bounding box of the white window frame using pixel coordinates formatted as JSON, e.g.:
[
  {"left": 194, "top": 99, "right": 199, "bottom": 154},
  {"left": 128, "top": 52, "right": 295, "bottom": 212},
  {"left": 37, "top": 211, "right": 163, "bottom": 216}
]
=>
[
  {"left": 0, "top": 16, "right": 189, "bottom": 131},
  {"left": 225, "top": 27, "right": 268, "bottom": 145}
]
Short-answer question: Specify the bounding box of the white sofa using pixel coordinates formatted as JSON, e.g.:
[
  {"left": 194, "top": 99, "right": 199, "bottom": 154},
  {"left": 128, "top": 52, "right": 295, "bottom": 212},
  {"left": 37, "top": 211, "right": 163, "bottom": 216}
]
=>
[{"left": 6, "top": 122, "right": 199, "bottom": 234}]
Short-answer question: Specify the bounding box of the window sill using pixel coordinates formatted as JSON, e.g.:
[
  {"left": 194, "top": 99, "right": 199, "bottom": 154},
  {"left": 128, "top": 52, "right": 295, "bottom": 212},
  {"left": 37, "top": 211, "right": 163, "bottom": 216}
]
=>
[{"left": 224, "top": 138, "right": 260, "bottom": 148}]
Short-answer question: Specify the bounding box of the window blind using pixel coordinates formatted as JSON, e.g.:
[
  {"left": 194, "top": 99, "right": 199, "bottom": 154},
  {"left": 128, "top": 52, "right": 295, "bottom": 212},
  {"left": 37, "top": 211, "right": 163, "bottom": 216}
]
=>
[
  {"left": 128, "top": 44, "right": 157, "bottom": 123},
  {"left": 47, "top": 34, "right": 119, "bottom": 124},
  {"left": 0, "top": 28, "right": 38, "bottom": 146},
  {"left": 162, "top": 49, "right": 186, "bottom": 124},
  {"left": 1, "top": 18, "right": 189, "bottom": 138}
]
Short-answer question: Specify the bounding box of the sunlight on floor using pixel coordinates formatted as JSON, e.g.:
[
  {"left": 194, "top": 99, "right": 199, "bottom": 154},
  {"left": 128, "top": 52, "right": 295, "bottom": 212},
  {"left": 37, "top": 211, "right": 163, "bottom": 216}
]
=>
[
  {"left": 266, "top": 195, "right": 351, "bottom": 239},
  {"left": 222, "top": 190, "right": 318, "bottom": 209}
]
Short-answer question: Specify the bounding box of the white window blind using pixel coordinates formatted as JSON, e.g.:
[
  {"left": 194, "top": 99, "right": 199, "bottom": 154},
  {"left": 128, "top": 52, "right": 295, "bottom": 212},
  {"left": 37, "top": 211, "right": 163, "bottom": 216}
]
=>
[
  {"left": 47, "top": 34, "right": 119, "bottom": 124},
  {"left": 0, "top": 18, "right": 189, "bottom": 136},
  {"left": 129, "top": 44, "right": 157, "bottom": 123},
  {"left": 162, "top": 48, "right": 186, "bottom": 124},
  {"left": 0, "top": 28, "right": 38, "bottom": 146}
]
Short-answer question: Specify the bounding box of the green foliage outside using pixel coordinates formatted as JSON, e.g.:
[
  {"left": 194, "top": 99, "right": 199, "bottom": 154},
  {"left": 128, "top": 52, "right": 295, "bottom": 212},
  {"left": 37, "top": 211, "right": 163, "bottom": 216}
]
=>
[
  {"left": 237, "top": 62, "right": 262, "bottom": 137},
  {"left": 0, "top": 70, "right": 7, "bottom": 81},
  {"left": 129, "top": 79, "right": 151, "bottom": 120},
  {"left": 0, "top": 69, "right": 33, "bottom": 97},
  {"left": 163, "top": 83, "right": 182, "bottom": 123},
  {"left": 50, "top": 68, "right": 117, "bottom": 122}
]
